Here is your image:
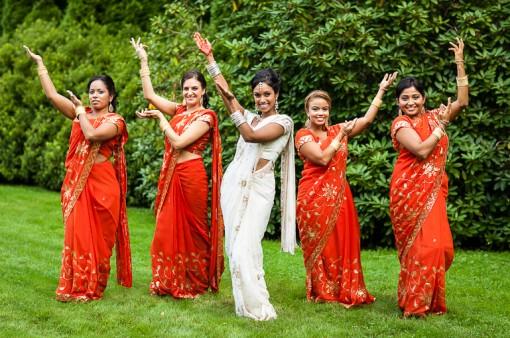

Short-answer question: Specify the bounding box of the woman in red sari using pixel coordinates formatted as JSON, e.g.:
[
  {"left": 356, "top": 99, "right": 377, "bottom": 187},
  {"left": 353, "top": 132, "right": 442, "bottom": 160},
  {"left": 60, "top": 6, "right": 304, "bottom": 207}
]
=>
[
  {"left": 390, "top": 38, "right": 468, "bottom": 317},
  {"left": 131, "top": 38, "right": 223, "bottom": 298},
  {"left": 296, "top": 72, "right": 397, "bottom": 306},
  {"left": 24, "top": 46, "right": 132, "bottom": 301}
]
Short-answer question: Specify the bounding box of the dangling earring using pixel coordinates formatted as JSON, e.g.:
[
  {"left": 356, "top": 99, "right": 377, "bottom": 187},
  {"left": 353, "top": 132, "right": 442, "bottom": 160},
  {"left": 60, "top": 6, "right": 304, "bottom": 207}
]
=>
[
  {"left": 398, "top": 108, "right": 402, "bottom": 116},
  {"left": 109, "top": 101, "right": 113, "bottom": 112},
  {"left": 305, "top": 115, "right": 311, "bottom": 128},
  {"left": 275, "top": 100, "right": 279, "bottom": 113}
]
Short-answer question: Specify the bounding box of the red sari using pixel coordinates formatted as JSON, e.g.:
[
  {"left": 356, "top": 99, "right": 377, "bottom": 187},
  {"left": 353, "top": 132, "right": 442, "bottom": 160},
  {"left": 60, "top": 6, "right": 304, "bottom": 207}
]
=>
[
  {"left": 150, "top": 105, "right": 224, "bottom": 298},
  {"left": 295, "top": 124, "right": 375, "bottom": 307},
  {"left": 57, "top": 110, "right": 131, "bottom": 302},
  {"left": 390, "top": 109, "right": 454, "bottom": 316}
]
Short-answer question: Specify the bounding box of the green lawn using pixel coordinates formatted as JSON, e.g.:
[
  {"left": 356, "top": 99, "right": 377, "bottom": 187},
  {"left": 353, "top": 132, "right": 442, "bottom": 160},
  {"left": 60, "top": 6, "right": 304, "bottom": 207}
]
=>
[{"left": 0, "top": 185, "right": 508, "bottom": 337}]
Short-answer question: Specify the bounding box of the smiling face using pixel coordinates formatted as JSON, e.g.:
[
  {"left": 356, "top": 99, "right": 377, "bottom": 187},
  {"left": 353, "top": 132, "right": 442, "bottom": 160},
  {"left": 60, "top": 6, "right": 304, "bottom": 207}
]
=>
[
  {"left": 253, "top": 82, "right": 277, "bottom": 114},
  {"left": 88, "top": 80, "right": 112, "bottom": 111},
  {"left": 397, "top": 86, "right": 426, "bottom": 117},
  {"left": 182, "top": 78, "right": 205, "bottom": 108},
  {"left": 306, "top": 97, "right": 330, "bottom": 128}
]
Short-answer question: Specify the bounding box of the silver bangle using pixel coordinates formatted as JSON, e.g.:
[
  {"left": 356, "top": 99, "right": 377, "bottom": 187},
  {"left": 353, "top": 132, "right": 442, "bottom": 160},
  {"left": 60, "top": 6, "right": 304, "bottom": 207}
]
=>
[
  {"left": 230, "top": 111, "right": 246, "bottom": 128},
  {"left": 206, "top": 62, "right": 221, "bottom": 78}
]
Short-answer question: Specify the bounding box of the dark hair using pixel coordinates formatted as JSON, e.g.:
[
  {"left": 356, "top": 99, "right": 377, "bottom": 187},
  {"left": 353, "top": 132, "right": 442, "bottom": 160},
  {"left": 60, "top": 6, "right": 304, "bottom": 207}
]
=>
[
  {"left": 250, "top": 68, "right": 281, "bottom": 95},
  {"left": 181, "top": 70, "right": 209, "bottom": 108},
  {"left": 87, "top": 75, "right": 117, "bottom": 112},
  {"left": 395, "top": 76, "right": 426, "bottom": 98}
]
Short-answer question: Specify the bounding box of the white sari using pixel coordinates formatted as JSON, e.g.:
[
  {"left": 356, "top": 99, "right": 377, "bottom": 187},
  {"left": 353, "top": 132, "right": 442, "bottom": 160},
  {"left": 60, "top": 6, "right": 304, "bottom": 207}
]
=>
[{"left": 221, "top": 110, "right": 296, "bottom": 320}]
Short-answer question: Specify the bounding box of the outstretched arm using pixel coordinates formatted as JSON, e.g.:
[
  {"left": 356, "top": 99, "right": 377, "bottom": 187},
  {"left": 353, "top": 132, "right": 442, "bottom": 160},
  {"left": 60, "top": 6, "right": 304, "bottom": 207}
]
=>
[
  {"left": 24, "top": 46, "right": 75, "bottom": 120},
  {"left": 349, "top": 72, "right": 398, "bottom": 138},
  {"left": 447, "top": 37, "right": 468, "bottom": 121},
  {"left": 193, "top": 32, "right": 244, "bottom": 114},
  {"left": 130, "top": 38, "right": 177, "bottom": 116}
]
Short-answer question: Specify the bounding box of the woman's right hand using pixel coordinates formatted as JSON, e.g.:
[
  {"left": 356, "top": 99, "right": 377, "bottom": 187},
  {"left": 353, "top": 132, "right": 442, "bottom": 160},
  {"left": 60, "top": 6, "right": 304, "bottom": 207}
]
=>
[
  {"left": 23, "top": 45, "right": 43, "bottom": 64},
  {"left": 193, "top": 32, "right": 213, "bottom": 57},
  {"left": 130, "top": 37, "right": 148, "bottom": 61},
  {"left": 136, "top": 109, "right": 162, "bottom": 120}
]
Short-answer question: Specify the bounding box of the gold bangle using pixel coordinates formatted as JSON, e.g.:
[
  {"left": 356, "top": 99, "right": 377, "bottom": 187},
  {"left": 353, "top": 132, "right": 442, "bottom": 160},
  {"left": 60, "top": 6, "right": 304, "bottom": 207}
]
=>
[
  {"left": 432, "top": 128, "right": 443, "bottom": 141},
  {"left": 455, "top": 59, "right": 464, "bottom": 64},
  {"left": 371, "top": 97, "right": 383, "bottom": 109},
  {"left": 456, "top": 75, "right": 469, "bottom": 87}
]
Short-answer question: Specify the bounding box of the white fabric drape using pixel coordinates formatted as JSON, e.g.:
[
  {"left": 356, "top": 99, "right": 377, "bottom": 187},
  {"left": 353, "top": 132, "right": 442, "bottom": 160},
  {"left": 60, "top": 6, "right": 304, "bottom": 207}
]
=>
[{"left": 221, "top": 111, "right": 296, "bottom": 320}]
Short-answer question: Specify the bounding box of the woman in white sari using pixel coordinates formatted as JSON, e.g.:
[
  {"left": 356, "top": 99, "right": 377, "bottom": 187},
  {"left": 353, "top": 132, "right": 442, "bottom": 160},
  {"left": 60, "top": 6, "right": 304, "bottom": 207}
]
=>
[{"left": 194, "top": 32, "right": 296, "bottom": 321}]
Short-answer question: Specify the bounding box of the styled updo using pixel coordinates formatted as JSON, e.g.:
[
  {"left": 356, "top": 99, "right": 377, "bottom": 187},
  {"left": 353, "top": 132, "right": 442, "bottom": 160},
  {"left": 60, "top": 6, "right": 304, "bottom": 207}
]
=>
[
  {"left": 87, "top": 75, "right": 117, "bottom": 111},
  {"left": 181, "top": 69, "right": 209, "bottom": 108},
  {"left": 304, "top": 90, "right": 332, "bottom": 112},
  {"left": 250, "top": 68, "right": 281, "bottom": 95}
]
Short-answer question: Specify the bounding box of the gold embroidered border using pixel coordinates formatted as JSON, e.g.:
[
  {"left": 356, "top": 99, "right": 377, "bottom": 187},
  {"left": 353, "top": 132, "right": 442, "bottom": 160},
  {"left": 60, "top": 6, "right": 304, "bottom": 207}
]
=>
[{"left": 401, "top": 138, "right": 449, "bottom": 260}]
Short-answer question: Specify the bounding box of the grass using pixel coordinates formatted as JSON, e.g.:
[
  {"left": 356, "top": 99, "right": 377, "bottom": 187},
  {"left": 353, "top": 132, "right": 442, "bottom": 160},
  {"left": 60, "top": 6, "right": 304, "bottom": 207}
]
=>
[{"left": 0, "top": 184, "right": 509, "bottom": 337}]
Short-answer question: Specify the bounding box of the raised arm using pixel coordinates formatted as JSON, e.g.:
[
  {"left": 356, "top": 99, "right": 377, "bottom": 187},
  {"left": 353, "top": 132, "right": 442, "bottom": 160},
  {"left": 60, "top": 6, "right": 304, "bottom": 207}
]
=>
[
  {"left": 396, "top": 99, "right": 451, "bottom": 160},
  {"left": 193, "top": 32, "right": 244, "bottom": 114},
  {"left": 24, "top": 46, "right": 75, "bottom": 120},
  {"left": 349, "top": 72, "right": 398, "bottom": 138},
  {"left": 68, "top": 91, "right": 119, "bottom": 142},
  {"left": 136, "top": 109, "right": 210, "bottom": 150},
  {"left": 130, "top": 38, "right": 177, "bottom": 116},
  {"left": 447, "top": 37, "right": 468, "bottom": 121},
  {"left": 299, "top": 120, "right": 356, "bottom": 166}
]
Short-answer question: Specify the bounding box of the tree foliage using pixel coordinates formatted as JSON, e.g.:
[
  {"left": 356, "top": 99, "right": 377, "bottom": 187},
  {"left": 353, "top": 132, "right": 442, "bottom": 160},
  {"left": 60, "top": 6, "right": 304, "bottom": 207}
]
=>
[{"left": 0, "top": 0, "right": 508, "bottom": 249}]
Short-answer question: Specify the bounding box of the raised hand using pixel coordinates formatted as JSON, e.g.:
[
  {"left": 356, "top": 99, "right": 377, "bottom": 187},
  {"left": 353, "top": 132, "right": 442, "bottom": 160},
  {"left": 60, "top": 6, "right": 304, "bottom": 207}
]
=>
[
  {"left": 438, "top": 97, "right": 452, "bottom": 126},
  {"left": 66, "top": 90, "right": 83, "bottom": 107},
  {"left": 342, "top": 118, "right": 358, "bottom": 136},
  {"left": 23, "top": 45, "right": 43, "bottom": 63},
  {"left": 193, "top": 32, "right": 212, "bottom": 56},
  {"left": 449, "top": 37, "right": 464, "bottom": 62},
  {"left": 130, "top": 37, "right": 148, "bottom": 61},
  {"left": 379, "top": 72, "right": 398, "bottom": 91}
]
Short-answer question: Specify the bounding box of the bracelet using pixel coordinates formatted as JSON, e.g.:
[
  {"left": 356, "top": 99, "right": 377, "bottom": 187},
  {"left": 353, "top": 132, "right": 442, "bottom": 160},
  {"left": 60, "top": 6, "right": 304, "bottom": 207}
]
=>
[
  {"left": 432, "top": 127, "right": 443, "bottom": 141},
  {"left": 140, "top": 64, "right": 150, "bottom": 77},
  {"left": 456, "top": 75, "right": 469, "bottom": 87},
  {"left": 455, "top": 59, "right": 464, "bottom": 64},
  {"left": 162, "top": 126, "right": 171, "bottom": 135},
  {"left": 371, "top": 97, "right": 383, "bottom": 109},
  {"left": 330, "top": 139, "right": 341, "bottom": 151},
  {"left": 75, "top": 106, "right": 86, "bottom": 119},
  {"left": 230, "top": 111, "right": 247, "bottom": 128},
  {"left": 206, "top": 62, "right": 221, "bottom": 78}
]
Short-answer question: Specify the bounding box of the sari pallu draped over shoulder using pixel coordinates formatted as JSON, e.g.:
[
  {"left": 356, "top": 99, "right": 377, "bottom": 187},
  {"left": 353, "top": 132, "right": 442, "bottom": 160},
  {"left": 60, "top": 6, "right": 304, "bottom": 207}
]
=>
[
  {"left": 152, "top": 106, "right": 224, "bottom": 296},
  {"left": 390, "top": 109, "right": 454, "bottom": 316},
  {"left": 58, "top": 110, "right": 131, "bottom": 301},
  {"left": 296, "top": 124, "right": 374, "bottom": 307}
]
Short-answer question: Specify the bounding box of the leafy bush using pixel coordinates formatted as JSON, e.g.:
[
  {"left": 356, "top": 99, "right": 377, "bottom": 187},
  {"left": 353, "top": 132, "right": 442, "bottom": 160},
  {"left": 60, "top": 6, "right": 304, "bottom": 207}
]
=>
[{"left": 0, "top": 0, "right": 508, "bottom": 249}]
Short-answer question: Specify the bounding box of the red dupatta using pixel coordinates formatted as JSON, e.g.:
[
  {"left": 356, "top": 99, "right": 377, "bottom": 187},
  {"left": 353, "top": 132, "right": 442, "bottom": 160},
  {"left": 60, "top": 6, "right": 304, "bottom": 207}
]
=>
[
  {"left": 390, "top": 110, "right": 449, "bottom": 261},
  {"left": 296, "top": 124, "right": 349, "bottom": 272},
  {"left": 60, "top": 110, "right": 132, "bottom": 287},
  {"left": 153, "top": 106, "right": 224, "bottom": 291}
]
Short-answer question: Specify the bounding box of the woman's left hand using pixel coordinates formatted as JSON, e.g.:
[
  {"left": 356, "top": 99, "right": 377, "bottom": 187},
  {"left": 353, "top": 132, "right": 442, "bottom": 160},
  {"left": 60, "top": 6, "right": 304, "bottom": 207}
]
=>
[
  {"left": 379, "top": 72, "right": 398, "bottom": 91},
  {"left": 66, "top": 90, "right": 83, "bottom": 107},
  {"left": 449, "top": 37, "right": 464, "bottom": 62}
]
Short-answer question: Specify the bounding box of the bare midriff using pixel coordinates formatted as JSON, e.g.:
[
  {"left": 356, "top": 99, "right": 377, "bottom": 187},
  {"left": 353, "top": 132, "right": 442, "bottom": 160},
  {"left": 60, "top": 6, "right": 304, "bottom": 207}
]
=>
[
  {"left": 255, "top": 158, "right": 270, "bottom": 170},
  {"left": 177, "top": 150, "right": 202, "bottom": 163}
]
